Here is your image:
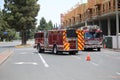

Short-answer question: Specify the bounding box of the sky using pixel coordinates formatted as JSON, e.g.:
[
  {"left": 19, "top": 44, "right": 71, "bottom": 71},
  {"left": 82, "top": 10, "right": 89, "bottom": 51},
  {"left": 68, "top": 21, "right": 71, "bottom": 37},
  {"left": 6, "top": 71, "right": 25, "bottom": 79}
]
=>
[{"left": 0, "top": 0, "right": 87, "bottom": 26}]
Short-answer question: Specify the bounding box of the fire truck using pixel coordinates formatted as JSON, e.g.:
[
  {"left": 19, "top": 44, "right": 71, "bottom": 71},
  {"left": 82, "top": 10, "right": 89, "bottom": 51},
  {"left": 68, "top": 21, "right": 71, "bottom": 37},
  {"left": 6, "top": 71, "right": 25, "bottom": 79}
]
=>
[
  {"left": 34, "top": 29, "right": 84, "bottom": 55},
  {"left": 80, "top": 25, "right": 103, "bottom": 51}
]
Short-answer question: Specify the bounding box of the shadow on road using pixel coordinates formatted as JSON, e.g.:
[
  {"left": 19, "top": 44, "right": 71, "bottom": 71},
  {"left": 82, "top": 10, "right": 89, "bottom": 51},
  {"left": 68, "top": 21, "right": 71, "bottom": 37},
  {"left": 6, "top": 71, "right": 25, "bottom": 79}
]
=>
[
  {"left": 32, "top": 51, "right": 83, "bottom": 56},
  {"left": 82, "top": 49, "right": 100, "bottom": 52}
]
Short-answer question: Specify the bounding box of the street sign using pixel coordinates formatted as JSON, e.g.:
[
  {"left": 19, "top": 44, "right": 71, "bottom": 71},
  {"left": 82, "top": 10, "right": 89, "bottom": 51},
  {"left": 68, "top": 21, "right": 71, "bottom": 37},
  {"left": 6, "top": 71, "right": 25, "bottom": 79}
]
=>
[{"left": 3, "top": 31, "right": 8, "bottom": 35}]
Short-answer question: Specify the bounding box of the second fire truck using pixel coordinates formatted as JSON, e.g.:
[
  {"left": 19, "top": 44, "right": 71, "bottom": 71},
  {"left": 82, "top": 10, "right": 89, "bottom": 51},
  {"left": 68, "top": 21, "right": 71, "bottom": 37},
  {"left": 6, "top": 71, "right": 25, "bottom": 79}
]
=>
[
  {"left": 34, "top": 29, "right": 84, "bottom": 55},
  {"left": 80, "top": 25, "right": 103, "bottom": 51}
]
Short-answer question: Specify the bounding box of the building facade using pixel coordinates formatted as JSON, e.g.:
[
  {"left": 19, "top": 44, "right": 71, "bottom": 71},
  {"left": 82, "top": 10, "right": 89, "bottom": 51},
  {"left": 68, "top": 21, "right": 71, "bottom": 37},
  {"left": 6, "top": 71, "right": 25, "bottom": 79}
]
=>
[
  {"left": 61, "top": 0, "right": 120, "bottom": 48},
  {"left": 62, "top": 0, "right": 120, "bottom": 35}
]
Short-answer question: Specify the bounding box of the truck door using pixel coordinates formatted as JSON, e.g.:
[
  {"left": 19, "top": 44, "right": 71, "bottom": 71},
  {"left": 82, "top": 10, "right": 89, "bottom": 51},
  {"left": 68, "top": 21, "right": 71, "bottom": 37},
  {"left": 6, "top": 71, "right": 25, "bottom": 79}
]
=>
[{"left": 66, "top": 29, "right": 77, "bottom": 49}]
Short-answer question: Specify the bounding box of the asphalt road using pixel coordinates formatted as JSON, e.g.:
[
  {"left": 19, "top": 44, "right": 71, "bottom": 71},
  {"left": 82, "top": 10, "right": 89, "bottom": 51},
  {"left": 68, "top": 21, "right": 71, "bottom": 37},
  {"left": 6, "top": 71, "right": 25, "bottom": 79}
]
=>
[{"left": 0, "top": 41, "right": 120, "bottom": 80}]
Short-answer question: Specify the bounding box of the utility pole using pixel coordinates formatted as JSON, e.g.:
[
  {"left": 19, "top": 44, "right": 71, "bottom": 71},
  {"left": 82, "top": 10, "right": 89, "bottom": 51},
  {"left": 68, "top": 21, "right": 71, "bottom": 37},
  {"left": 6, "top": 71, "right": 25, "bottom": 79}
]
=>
[{"left": 115, "top": 0, "right": 119, "bottom": 49}]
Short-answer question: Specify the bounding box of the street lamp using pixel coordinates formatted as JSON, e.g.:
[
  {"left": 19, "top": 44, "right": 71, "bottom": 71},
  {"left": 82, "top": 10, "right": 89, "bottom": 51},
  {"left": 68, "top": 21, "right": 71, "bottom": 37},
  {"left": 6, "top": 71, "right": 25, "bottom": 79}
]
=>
[{"left": 115, "top": 0, "right": 119, "bottom": 49}]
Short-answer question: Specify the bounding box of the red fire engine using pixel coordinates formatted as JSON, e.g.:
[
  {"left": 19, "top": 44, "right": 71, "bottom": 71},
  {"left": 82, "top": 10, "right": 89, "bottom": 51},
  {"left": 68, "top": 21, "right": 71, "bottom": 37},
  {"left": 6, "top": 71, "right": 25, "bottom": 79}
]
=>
[
  {"left": 81, "top": 25, "right": 103, "bottom": 51},
  {"left": 34, "top": 29, "right": 84, "bottom": 55}
]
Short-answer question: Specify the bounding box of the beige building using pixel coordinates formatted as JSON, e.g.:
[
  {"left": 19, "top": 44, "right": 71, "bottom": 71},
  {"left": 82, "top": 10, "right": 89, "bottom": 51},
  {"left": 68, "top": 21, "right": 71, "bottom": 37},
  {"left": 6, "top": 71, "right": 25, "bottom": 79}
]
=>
[
  {"left": 61, "top": 0, "right": 120, "bottom": 48},
  {"left": 62, "top": 0, "right": 119, "bottom": 35}
]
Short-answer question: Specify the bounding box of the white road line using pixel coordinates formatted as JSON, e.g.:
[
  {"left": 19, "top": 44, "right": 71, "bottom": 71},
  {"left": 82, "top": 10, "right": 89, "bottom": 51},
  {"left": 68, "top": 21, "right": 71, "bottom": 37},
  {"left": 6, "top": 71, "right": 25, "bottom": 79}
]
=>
[
  {"left": 18, "top": 52, "right": 27, "bottom": 54},
  {"left": 116, "top": 72, "right": 120, "bottom": 75},
  {"left": 15, "top": 62, "right": 24, "bottom": 64},
  {"left": 14, "top": 62, "right": 38, "bottom": 65},
  {"left": 38, "top": 53, "right": 49, "bottom": 68},
  {"left": 72, "top": 56, "right": 82, "bottom": 60},
  {"left": 90, "top": 62, "right": 99, "bottom": 66}
]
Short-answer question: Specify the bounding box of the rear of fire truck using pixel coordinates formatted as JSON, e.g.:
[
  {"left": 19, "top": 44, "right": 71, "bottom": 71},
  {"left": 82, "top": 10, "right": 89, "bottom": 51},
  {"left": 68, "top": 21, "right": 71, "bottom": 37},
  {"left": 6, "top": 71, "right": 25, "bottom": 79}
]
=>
[
  {"left": 34, "top": 29, "right": 84, "bottom": 55},
  {"left": 66, "top": 29, "right": 84, "bottom": 54},
  {"left": 47, "top": 29, "right": 84, "bottom": 55},
  {"left": 81, "top": 25, "right": 103, "bottom": 51}
]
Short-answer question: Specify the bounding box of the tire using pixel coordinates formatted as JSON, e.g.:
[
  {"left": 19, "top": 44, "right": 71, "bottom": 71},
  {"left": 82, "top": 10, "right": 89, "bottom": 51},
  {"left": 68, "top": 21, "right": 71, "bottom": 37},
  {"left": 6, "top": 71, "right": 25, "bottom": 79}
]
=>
[
  {"left": 37, "top": 45, "right": 42, "bottom": 53},
  {"left": 89, "top": 48, "right": 93, "bottom": 51},
  {"left": 84, "top": 48, "right": 87, "bottom": 51},
  {"left": 97, "top": 48, "right": 101, "bottom": 51},
  {"left": 52, "top": 45, "right": 58, "bottom": 54},
  {"left": 69, "top": 51, "right": 76, "bottom": 55}
]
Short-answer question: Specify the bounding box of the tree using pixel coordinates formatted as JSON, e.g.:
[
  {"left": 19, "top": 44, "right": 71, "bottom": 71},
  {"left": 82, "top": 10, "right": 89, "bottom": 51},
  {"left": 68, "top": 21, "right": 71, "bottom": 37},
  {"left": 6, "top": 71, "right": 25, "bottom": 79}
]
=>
[
  {"left": 0, "top": 9, "right": 3, "bottom": 32},
  {"left": 3, "top": 0, "right": 40, "bottom": 45},
  {"left": 0, "top": 8, "right": 10, "bottom": 41},
  {"left": 37, "top": 17, "right": 53, "bottom": 31},
  {"left": 38, "top": 17, "right": 47, "bottom": 31},
  {"left": 47, "top": 20, "right": 53, "bottom": 30}
]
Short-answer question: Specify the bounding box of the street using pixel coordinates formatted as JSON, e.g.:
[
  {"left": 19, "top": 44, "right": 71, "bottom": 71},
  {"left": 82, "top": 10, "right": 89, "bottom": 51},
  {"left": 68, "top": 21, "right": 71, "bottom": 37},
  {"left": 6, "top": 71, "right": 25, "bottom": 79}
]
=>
[{"left": 0, "top": 41, "right": 120, "bottom": 80}]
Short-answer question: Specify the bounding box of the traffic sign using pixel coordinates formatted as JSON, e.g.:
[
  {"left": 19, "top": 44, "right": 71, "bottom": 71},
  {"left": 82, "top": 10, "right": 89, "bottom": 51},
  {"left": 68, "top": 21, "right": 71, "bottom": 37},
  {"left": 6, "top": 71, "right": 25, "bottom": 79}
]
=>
[{"left": 3, "top": 31, "right": 8, "bottom": 35}]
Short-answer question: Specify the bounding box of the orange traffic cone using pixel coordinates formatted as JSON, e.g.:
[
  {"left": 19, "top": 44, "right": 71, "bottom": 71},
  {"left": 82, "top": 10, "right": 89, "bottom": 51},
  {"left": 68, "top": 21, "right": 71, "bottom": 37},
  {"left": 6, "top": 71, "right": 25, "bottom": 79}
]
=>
[{"left": 86, "top": 53, "right": 91, "bottom": 61}]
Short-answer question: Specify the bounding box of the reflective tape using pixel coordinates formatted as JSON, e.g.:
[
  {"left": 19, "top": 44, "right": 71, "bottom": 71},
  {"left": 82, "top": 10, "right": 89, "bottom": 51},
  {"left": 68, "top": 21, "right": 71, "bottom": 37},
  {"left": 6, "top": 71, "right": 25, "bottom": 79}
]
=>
[
  {"left": 76, "top": 30, "right": 84, "bottom": 50},
  {"left": 63, "top": 30, "right": 70, "bottom": 51}
]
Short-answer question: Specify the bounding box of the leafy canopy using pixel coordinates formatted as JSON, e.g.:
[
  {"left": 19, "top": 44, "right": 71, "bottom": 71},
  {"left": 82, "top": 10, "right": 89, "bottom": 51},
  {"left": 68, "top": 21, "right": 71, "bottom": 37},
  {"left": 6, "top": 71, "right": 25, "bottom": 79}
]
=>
[
  {"left": 38, "top": 17, "right": 53, "bottom": 31},
  {"left": 3, "top": 0, "right": 40, "bottom": 44}
]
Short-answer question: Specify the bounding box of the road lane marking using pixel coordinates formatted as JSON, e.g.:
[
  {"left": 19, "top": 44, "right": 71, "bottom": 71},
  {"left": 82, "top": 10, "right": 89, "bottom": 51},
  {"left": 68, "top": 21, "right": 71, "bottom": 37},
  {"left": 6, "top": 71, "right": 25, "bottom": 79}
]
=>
[
  {"left": 18, "top": 52, "right": 35, "bottom": 55},
  {"left": 72, "top": 56, "right": 82, "bottom": 60},
  {"left": 15, "top": 62, "right": 24, "bottom": 64},
  {"left": 14, "top": 62, "right": 38, "bottom": 65},
  {"left": 38, "top": 53, "right": 49, "bottom": 68},
  {"left": 116, "top": 72, "right": 120, "bottom": 75},
  {"left": 90, "top": 62, "right": 99, "bottom": 66},
  {"left": 18, "top": 52, "right": 27, "bottom": 54}
]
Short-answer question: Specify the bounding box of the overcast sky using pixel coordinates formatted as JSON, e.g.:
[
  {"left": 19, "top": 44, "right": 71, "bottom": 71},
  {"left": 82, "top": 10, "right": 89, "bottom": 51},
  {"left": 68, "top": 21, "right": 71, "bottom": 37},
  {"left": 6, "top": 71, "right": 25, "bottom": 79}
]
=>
[{"left": 0, "top": 0, "right": 87, "bottom": 26}]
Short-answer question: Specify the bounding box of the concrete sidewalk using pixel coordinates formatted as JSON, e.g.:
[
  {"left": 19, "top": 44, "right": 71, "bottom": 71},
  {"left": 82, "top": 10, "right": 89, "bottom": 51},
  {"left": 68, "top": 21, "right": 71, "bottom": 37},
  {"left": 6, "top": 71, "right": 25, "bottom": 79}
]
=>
[
  {"left": 0, "top": 50, "right": 14, "bottom": 65},
  {"left": 111, "top": 49, "right": 120, "bottom": 52},
  {"left": 103, "top": 48, "right": 120, "bottom": 52}
]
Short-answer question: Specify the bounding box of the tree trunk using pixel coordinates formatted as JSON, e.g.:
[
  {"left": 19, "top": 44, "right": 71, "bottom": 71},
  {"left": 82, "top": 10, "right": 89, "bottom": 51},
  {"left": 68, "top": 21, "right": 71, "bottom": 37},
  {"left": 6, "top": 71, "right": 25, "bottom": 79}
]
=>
[{"left": 21, "top": 30, "right": 27, "bottom": 45}]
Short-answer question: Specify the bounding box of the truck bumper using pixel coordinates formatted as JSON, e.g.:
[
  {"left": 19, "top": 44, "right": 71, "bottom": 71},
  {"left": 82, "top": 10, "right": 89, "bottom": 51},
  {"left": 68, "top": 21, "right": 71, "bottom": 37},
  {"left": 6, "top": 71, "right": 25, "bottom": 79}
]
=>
[{"left": 84, "top": 45, "right": 102, "bottom": 49}]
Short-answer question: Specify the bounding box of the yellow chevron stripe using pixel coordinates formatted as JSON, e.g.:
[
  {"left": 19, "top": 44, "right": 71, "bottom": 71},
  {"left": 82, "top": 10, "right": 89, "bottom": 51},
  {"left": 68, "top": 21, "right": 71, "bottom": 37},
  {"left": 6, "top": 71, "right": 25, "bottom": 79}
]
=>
[
  {"left": 78, "top": 39, "right": 81, "bottom": 43},
  {"left": 78, "top": 46, "right": 84, "bottom": 50},
  {"left": 64, "top": 43, "right": 69, "bottom": 50},
  {"left": 77, "top": 30, "right": 84, "bottom": 50}
]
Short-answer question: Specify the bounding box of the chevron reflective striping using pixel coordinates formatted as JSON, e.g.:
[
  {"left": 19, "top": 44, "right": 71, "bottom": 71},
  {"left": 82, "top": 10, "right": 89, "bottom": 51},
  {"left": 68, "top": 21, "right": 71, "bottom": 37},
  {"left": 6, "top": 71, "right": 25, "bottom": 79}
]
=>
[
  {"left": 76, "top": 30, "right": 84, "bottom": 50},
  {"left": 65, "top": 44, "right": 69, "bottom": 50},
  {"left": 78, "top": 43, "right": 83, "bottom": 50},
  {"left": 78, "top": 45, "right": 83, "bottom": 50},
  {"left": 79, "top": 45, "right": 83, "bottom": 49},
  {"left": 63, "top": 30, "right": 70, "bottom": 51},
  {"left": 64, "top": 43, "right": 69, "bottom": 50}
]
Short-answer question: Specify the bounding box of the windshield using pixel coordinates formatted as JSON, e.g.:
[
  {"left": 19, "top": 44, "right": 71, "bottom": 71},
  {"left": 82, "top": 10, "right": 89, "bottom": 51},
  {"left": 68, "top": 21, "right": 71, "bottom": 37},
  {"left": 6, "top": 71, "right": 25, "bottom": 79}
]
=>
[
  {"left": 85, "top": 32, "right": 103, "bottom": 39},
  {"left": 34, "top": 33, "right": 44, "bottom": 38},
  {"left": 67, "top": 29, "right": 77, "bottom": 38},
  {"left": 95, "top": 32, "right": 103, "bottom": 38}
]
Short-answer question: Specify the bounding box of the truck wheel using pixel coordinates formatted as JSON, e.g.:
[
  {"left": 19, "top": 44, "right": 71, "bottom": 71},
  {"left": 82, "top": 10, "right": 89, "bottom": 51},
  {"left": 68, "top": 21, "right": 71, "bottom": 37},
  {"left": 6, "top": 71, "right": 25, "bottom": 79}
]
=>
[
  {"left": 69, "top": 51, "right": 76, "bottom": 55},
  {"left": 53, "top": 45, "right": 58, "bottom": 54},
  {"left": 37, "top": 45, "right": 41, "bottom": 53},
  {"left": 84, "top": 48, "right": 87, "bottom": 51},
  {"left": 97, "top": 48, "right": 101, "bottom": 51}
]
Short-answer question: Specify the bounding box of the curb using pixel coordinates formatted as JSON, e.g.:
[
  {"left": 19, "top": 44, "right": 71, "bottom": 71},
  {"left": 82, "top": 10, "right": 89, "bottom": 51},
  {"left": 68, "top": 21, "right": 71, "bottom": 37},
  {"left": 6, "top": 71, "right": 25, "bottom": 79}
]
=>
[
  {"left": 0, "top": 50, "right": 14, "bottom": 65},
  {"left": 15, "top": 44, "right": 32, "bottom": 48},
  {"left": 103, "top": 48, "right": 120, "bottom": 52}
]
